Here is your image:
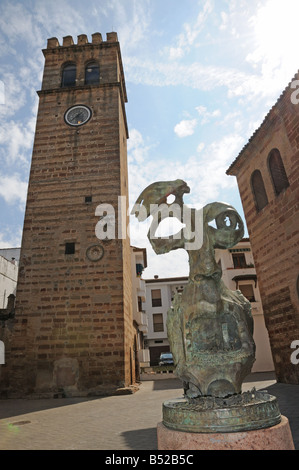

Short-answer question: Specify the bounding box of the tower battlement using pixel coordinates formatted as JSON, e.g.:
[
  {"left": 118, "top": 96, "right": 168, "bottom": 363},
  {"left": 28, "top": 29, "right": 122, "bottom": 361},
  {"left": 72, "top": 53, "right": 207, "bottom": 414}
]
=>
[
  {"left": 41, "top": 31, "right": 127, "bottom": 104},
  {"left": 46, "top": 32, "right": 118, "bottom": 49}
]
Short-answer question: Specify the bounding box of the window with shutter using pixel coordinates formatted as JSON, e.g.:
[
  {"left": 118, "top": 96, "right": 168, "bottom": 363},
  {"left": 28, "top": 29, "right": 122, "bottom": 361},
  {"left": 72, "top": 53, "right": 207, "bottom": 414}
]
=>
[{"left": 151, "top": 289, "right": 162, "bottom": 307}]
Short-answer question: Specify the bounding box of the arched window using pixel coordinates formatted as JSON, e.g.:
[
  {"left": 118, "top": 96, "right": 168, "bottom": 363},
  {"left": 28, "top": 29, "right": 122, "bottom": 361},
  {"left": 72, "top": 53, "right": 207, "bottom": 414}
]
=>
[
  {"left": 85, "top": 62, "right": 99, "bottom": 85},
  {"left": 251, "top": 169, "right": 268, "bottom": 212},
  {"left": 61, "top": 63, "right": 76, "bottom": 87},
  {"left": 268, "top": 148, "right": 289, "bottom": 195}
]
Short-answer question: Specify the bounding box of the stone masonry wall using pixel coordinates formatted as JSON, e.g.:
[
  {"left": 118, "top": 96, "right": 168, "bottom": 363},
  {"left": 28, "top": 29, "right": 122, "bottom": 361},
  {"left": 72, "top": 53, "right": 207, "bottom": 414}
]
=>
[{"left": 227, "top": 75, "right": 299, "bottom": 383}]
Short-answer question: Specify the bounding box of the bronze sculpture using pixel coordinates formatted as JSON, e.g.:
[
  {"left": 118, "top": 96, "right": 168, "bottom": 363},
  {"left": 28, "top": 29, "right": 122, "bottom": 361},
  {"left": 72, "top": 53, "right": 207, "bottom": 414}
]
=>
[
  {"left": 134, "top": 179, "right": 255, "bottom": 396},
  {"left": 133, "top": 180, "right": 281, "bottom": 432}
]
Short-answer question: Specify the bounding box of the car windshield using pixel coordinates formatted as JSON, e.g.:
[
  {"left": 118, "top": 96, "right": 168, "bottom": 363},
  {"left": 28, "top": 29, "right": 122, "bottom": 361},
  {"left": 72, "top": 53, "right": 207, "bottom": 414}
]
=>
[{"left": 161, "top": 353, "right": 172, "bottom": 359}]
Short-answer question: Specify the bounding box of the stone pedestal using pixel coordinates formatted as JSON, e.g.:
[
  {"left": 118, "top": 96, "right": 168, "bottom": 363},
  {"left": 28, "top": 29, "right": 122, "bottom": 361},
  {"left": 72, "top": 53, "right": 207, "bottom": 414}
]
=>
[{"left": 157, "top": 416, "right": 295, "bottom": 450}]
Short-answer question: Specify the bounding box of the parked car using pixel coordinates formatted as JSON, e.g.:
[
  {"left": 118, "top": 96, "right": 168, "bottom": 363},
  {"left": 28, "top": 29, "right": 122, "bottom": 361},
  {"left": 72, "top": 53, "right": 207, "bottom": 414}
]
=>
[{"left": 159, "top": 352, "right": 174, "bottom": 366}]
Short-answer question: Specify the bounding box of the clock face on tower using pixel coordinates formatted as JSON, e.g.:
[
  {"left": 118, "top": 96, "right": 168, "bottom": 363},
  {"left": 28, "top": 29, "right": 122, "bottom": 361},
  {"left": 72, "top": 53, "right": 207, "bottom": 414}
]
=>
[{"left": 64, "top": 105, "right": 92, "bottom": 126}]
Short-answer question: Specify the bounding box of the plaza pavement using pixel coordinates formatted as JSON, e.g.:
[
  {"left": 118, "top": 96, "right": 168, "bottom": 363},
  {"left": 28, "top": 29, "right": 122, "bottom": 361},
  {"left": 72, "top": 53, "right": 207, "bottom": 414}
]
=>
[{"left": 0, "top": 371, "right": 298, "bottom": 450}]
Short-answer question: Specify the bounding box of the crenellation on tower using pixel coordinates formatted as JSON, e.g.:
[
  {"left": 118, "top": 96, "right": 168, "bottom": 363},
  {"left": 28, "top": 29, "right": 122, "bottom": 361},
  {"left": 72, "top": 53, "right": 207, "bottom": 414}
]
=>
[
  {"left": 106, "top": 32, "right": 118, "bottom": 42},
  {"left": 41, "top": 32, "right": 127, "bottom": 108},
  {"left": 77, "top": 34, "right": 88, "bottom": 45},
  {"left": 92, "top": 32, "right": 103, "bottom": 44},
  {"left": 46, "top": 32, "right": 117, "bottom": 50},
  {"left": 47, "top": 37, "right": 60, "bottom": 48},
  {"left": 62, "top": 35, "right": 74, "bottom": 47}
]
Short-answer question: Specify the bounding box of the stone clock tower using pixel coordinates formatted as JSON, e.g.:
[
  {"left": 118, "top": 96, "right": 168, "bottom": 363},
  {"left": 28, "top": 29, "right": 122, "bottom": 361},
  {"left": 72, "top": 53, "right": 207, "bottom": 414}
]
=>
[{"left": 2, "top": 32, "right": 135, "bottom": 396}]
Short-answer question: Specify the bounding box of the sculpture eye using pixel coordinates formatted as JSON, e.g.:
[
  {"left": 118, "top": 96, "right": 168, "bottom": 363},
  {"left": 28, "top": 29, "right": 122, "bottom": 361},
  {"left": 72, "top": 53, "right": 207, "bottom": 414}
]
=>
[
  {"left": 215, "top": 210, "right": 240, "bottom": 230},
  {"left": 208, "top": 210, "right": 241, "bottom": 231}
]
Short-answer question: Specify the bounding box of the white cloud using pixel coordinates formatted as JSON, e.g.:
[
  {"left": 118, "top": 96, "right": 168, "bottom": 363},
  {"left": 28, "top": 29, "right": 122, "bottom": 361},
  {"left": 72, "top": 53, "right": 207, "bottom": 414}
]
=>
[
  {"left": 0, "top": 173, "right": 28, "bottom": 208},
  {"left": 0, "top": 72, "right": 27, "bottom": 119},
  {"left": 245, "top": 1, "right": 299, "bottom": 93},
  {"left": 127, "top": 128, "right": 152, "bottom": 164},
  {"left": 0, "top": 120, "right": 34, "bottom": 165},
  {"left": 128, "top": 130, "right": 245, "bottom": 278},
  {"left": 196, "top": 105, "right": 221, "bottom": 124},
  {"left": 168, "top": 47, "right": 184, "bottom": 60},
  {"left": 0, "top": 2, "right": 43, "bottom": 47},
  {"left": 0, "top": 227, "right": 23, "bottom": 249},
  {"left": 164, "top": 0, "right": 213, "bottom": 59},
  {"left": 125, "top": 57, "right": 266, "bottom": 102},
  {"left": 197, "top": 142, "right": 205, "bottom": 153},
  {"left": 174, "top": 119, "right": 197, "bottom": 138},
  {"left": 142, "top": 248, "right": 189, "bottom": 279},
  {"left": 0, "top": 0, "right": 87, "bottom": 50},
  {"left": 0, "top": 80, "right": 4, "bottom": 105},
  {"left": 128, "top": 130, "right": 244, "bottom": 218},
  {"left": 219, "top": 11, "right": 228, "bottom": 30},
  {"left": 92, "top": 0, "right": 151, "bottom": 52},
  {"left": 34, "top": 0, "right": 87, "bottom": 40}
]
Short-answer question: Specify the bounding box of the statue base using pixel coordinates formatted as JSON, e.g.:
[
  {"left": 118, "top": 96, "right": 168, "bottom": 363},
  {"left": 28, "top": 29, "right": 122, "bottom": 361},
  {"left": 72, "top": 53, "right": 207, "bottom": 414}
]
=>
[
  {"left": 158, "top": 389, "right": 295, "bottom": 450},
  {"left": 162, "top": 389, "right": 281, "bottom": 433},
  {"left": 157, "top": 416, "right": 295, "bottom": 450}
]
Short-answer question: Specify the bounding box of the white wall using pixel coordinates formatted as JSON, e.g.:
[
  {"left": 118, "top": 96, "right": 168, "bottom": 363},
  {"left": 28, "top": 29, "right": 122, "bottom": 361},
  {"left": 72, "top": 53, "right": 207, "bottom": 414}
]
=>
[{"left": 0, "top": 255, "right": 18, "bottom": 309}]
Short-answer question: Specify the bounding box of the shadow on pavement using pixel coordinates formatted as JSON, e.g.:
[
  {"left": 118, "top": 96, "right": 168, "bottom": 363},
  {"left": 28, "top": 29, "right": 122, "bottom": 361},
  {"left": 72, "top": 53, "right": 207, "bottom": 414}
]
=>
[
  {"left": 152, "top": 378, "right": 182, "bottom": 391},
  {"left": 122, "top": 427, "right": 158, "bottom": 450},
  {"left": 244, "top": 371, "right": 277, "bottom": 383},
  {"left": 0, "top": 396, "right": 101, "bottom": 420}
]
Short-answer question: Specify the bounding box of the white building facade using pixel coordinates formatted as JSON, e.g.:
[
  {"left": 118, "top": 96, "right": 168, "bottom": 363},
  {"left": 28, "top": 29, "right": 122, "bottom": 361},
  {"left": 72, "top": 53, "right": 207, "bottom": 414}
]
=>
[
  {"left": 0, "top": 252, "right": 19, "bottom": 309},
  {"left": 215, "top": 238, "right": 274, "bottom": 373},
  {"left": 144, "top": 276, "right": 188, "bottom": 366},
  {"left": 130, "top": 247, "right": 150, "bottom": 371}
]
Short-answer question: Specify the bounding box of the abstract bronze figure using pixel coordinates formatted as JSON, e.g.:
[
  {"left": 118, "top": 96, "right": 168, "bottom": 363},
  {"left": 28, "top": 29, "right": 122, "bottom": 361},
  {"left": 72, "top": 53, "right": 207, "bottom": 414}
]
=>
[{"left": 133, "top": 180, "right": 281, "bottom": 432}]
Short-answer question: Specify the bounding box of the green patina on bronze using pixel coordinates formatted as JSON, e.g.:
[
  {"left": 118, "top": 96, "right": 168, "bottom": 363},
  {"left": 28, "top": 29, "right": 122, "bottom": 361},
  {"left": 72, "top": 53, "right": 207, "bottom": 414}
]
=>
[
  {"left": 133, "top": 180, "right": 281, "bottom": 432},
  {"left": 162, "top": 389, "right": 281, "bottom": 433}
]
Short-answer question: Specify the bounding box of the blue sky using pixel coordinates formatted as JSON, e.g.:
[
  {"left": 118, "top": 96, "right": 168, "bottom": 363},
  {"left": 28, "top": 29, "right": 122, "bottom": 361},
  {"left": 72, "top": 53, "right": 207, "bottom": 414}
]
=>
[{"left": 0, "top": 0, "right": 298, "bottom": 278}]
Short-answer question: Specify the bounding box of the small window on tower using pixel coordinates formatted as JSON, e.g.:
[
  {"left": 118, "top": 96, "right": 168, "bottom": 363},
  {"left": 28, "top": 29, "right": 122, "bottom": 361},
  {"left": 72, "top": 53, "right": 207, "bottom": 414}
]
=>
[
  {"left": 61, "top": 63, "right": 76, "bottom": 87},
  {"left": 85, "top": 196, "right": 92, "bottom": 203},
  {"left": 85, "top": 62, "right": 100, "bottom": 85},
  {"left": 65, "top": 242, "right": 75, "bottom": 255}
]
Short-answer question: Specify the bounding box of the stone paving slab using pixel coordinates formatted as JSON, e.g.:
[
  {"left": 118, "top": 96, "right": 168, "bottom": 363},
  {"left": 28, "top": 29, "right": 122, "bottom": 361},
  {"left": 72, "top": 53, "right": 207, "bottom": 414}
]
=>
[{"left": 0, "top": 372, "right": 297, "bottom": 450}]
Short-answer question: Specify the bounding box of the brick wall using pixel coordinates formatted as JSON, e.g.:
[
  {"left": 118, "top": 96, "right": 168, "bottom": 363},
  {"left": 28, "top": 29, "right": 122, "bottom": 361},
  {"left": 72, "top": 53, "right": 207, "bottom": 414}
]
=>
[
  {"left": 227, "top": 75, "right": 299, "bottom": 384},
  {"left": 0, "top": 33, "right": 135, "bottom": 397}
]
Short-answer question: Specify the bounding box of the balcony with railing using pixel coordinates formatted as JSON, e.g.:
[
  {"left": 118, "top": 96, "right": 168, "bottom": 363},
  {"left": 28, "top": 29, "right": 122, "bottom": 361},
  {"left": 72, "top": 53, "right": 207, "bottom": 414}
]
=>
[
  {"left": 133, "top": 309, "right": 148, "bottom": 334},
  {"left": 138, "top": 348, "right": 150, "bottom": 364}
]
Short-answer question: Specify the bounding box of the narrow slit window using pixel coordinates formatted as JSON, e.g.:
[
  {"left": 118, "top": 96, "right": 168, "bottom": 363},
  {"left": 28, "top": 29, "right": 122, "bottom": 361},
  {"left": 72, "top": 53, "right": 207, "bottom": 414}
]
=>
[
  {"left": 65, "top": 242, "right": 75, "bottom": 254},
  {"left": 85, "top": 62, "right": 100, "bottom": 85},
  {"left": 85, "top": 196, "right": 92, "bottom": 203},
  {"left": 268, "top": 148, "right": 289, "bottom": 195},
  {"left": 251, "top": 169, "right": 268, "bottom": 212}
]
